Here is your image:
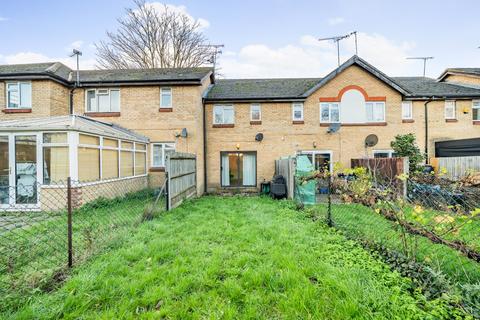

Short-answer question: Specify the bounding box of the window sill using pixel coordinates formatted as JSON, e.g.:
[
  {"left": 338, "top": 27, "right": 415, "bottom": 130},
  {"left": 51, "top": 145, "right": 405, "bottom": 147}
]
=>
[
  {"left": 159, "top": 108, "right": 173, "bottom": 112},
  {"left": 292, "top": 120, "right": 304, "bottom": 124},
  {"left": 473, "top": 120, "right": 480, "bottom": 125},
  {"left": 319, "top": 122, "right": 387, "bottom": 127},
  {"left": 250, "top": 120, "right": 262, "bottom": 125},
  {"left": 84, "top": 112, "right": 120, "bottom": 117},
  {"left": 2, "top": 108, "right": 32, "bottom": 113},
  {"left": 212, "top": 124, "right": 234, "bottom": 128},
  {"left": 149, "top": 167, "right": 165, "bottom": 172},
  {"left": 445, "top": 119, "right": 458, "bottom": 123},
  {"left": 402, "top": 119, "right": 414, "bottom": 123}
]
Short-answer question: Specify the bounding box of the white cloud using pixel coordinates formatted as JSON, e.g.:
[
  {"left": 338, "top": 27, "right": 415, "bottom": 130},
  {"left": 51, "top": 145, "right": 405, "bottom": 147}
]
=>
[
  {"left": 66, "top": 40, "right": 84, "bottom": 52},
  {"left": 0, "top": 51, "right": 97, "bottom": 69},
  {"left": 139, "top": 2, "right": 210, "bottom": 30},
  {"left": 218, "top": 32, "right": 416, "bottom": 78},
  {"left": 327, "top": 17, "right": 345, "bottom": 26},
  {"left": 0, "top": 17, "right": 8, "bottom": 22}
]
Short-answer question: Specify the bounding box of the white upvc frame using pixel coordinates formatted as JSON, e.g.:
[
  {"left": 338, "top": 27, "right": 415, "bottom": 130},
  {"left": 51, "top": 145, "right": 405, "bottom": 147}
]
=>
[
  {"left": 444, "top": 100, "right": 456, "bottom": 119},
  {"left": 472, "top": 100, "right": 480, "bottom": 121},
  {"left": 297, "top": 150, "right": 333, "bottom": 172},
  {"left": 401, "top": 101, "right": 413, "bottom": 120},
  {"left": 250, "top": 103, "right": 261, "bottom": 121},
  {"left": 292, "top": 102, "right": 304, "bottom": 121},
  {"left": 365, "top": 101, "right": 386, "bottom": 122},
  {"left": 42, "top": 131, "right": 69, "bottom": 185},
  {"left": 150, "top": 142, "right": 175, "bottom": 168},
  {"left": 320, "top": 102, "right": 340, "bottom": 123},
  {"left": 373, "top": 149, "right": 396, "bottom": 158},
  {"left": 160, "top": 87, "right": 173, "bottom": 109},
  {"left": 213, "top": 104, "right": 235, "bottom": 125},
  {"left": 6, "top": 81, "right": 32, "bottom": 109},
  {"left": 84, "top": 88, "right": 121, "bottom": 113}
]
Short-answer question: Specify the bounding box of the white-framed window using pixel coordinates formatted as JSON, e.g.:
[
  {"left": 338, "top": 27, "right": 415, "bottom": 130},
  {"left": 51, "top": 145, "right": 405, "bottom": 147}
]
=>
[
  {"left": 151, "top": 142, "right": 175, "bottom": 168},
  {"left": 473, "top": 100, "right": 480, "bottom": 121},
  {"left": 85, "top": 88, "right": 120, "bottom": 112},
  {"left": 213, "top": 105, "right": 234, "bottom": 124},
  {"left": 6, "top": 82, "right": 32, "bottom": 109},
  {"left": 320, "top": 103, "right": 340, "bottom": 123},
  {"left": 292, "top": 102, "right": 304, "bottom": 121},
  {"left": 250, "top": 104, "right": 261, "bottom": 121},
  {"left": 160, "top": 87, "right": 172, "bottom": 108},
  {"left": 373, "top": 150, "right": 396, "bottom": 158},
  {"left": 401, "top": 101, "right": 413, "bottom": 119},
  {"left": 366, "top": 102, "right": 385, "bottom": 122},
  {"left": 445, "top": 100, "right": 456, "bottom": 119}
]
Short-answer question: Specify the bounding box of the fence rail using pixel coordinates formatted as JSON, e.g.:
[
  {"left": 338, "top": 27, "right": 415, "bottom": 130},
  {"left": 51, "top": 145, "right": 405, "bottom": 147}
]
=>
[{"left": 166, "top": 152, "right": 197, "bottom": 210}]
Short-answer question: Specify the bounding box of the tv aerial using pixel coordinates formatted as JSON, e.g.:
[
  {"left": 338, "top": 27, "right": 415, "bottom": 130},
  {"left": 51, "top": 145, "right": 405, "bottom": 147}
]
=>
[{"left": 318, "top": 31, "right": 358, "bottom": 66}]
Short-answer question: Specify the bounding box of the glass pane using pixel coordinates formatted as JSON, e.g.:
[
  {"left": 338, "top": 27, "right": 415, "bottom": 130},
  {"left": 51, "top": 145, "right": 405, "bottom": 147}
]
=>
[
  {"left": 228, "top": 153, "right": 242, "bottom": 186},
  {"left": 242, "top": 153, "right": 256, "bottom": 186},
  {"left": 7, "top": 83, "right": 19, "bottom": 108},
  {"left": 120, "top": 151, "right": 134, "bottom": 177},
  {"left": 402, "top": 102, "right": 412, "bottom": 118},
  {"left": 43, "top": 133, "right": 67, "bottom": 143},
  {"left": 87, "top": 90, "right": 96, "bottom": 112},
  {"left": 473, "top": 108, "right": 480, "bottom": 121},
  {"left": 366, "top": 103, "right": 374, "bottom": 121},
  {"left": 98, "top": 93, "right": 110, "bottom": 112},
  {"left": 102, "top": 149, "right": 119, "bottom": 179},
  {"left": 314, "top": 153, "right": 330, "bottom": 173},
  {"left": 103, "top": 138, "right": 119, "bottom": 148},
  {"left": 0, "top": 136, "right": 9, "bottom": 204},
  {"left": 321, "top": 104, "right": 329, "bottom": 121},
  {"left": 79, "top": 134, "right": 100, "bottom": 145},
  {"left": 161, "top": 89, "right": 172, "bottom": 108},
  {"left": 15, "top": 136, "right": 37, "bottom": 204},
  {"left": 331, "top": 104, "right": 340, "bottom": 122},
  {"left": 43, "top": 147, "right": 69, "bottom": 184},
  {"left": 135, "top": 143, "right": 146, "bottom": 151},
  {"left": 110, "top": 90, "right": 120, "bottom": 111},
  {"left": 224, "top": 108, "right": 234, "bottom": 124},
  {"left": 374, "top": 152, "right": 389, "bottom": 158},
  {"left": 121, "top": 141, "right": 134, "bottom": 150},
  {"left": 78, "top": 147, "right": 100, "bottom": 182},
  {"left": 20, "top": 83, "right": 32, "bottom": 108},
  {"left": 152, "top": 145, "right": 162, "bottom": 167},
  {"left": 374, "top": 103, "right": 385, "bottom": 121},
  {"left": 135, "top": 152, "right": 146, "bottom": 175}
]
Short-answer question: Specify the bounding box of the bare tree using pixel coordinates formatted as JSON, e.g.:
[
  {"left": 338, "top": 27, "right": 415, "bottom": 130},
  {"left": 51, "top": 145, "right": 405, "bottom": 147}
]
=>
[{"left": 95, "top": 0, "right": 213, "bottom": 69}]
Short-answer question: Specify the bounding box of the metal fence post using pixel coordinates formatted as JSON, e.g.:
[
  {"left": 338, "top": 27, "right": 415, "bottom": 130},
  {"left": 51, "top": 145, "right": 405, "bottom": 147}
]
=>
[
  {"left": 327, "top": 175, "right": 332, "bottom": 227},
  {"left": 165, "top": 171, "right": 169, "bottom": 211},
  {"left": 67, "top": 177, "right": 73, "bottom": 268}
]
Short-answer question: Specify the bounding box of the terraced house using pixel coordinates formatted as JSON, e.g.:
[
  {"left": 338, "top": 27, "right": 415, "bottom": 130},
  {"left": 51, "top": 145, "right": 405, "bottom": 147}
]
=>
[{"left": 0, "top": 55, "right": 479, "bottom": 208}]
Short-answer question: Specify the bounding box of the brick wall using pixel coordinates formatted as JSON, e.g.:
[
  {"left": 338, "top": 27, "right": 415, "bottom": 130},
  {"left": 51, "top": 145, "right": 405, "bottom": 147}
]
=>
[{"left": 443, "top": 74, "right": 480, "bottom": 87}]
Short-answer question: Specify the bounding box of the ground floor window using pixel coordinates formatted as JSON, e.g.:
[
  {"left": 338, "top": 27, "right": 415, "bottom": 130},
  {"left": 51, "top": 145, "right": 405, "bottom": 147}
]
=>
[
  {"left": 221, "top": 152, "right": 257, "bottom": 187},
  {"left": 151, "top": 142, "right": 175, "bottom": 168},
  {"left": 373, "top": 150, "right": 396, "bottom": 158},
  {"left": 299, "top": 151, "right": 332, "bottom": 173}
]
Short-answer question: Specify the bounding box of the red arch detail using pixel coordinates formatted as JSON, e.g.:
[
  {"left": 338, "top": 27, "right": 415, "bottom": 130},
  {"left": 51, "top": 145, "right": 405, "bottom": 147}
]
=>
[{"left": 319, "top": 85, "right": 386, "bottom": 102}]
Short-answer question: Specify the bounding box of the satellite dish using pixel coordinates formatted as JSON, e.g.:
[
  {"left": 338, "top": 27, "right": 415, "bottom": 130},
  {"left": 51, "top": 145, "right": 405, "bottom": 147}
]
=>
[
  {"left": 365, "top": 134, "right": 378, "bottom": 147},
  {"left": 181, "top": 128, "right": 188, "bottom": 138},
  {"left": 327, "top": 123, "right": 341, "bottom": 134},
  {"left": 255, "top": 133, "right": 264, "bottom": 142}
]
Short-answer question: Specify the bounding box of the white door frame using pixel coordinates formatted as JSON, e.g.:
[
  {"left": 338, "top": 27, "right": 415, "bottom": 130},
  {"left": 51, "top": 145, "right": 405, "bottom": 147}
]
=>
[
  {"left": 298, "top": 150, "right": 333, "bottom": 173},
  {"left": 2, "top": 132, "right": 42, "bottom": 210}
]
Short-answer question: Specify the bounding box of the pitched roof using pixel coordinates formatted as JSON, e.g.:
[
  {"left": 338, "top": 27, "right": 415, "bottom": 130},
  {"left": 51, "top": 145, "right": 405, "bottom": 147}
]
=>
[
  {"left": 205, "top": 78, "right": 322, "bottom": 101},
  {"left": 438, "top": 68, "right": 480, "bottom": 81},
  {"left": 0, "top": 62, "right": 213, "bottom": 86},
  {"left": 392, "top": 77, "right": 480, "bottom": 98},
  {"left": 0, "top": 115, "right": 149, "bottom": 142}
]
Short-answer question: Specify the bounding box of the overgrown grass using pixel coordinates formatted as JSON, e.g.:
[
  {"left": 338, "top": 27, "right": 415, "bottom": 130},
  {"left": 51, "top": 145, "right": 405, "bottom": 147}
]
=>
[
  {"left": 4, "top": 196, "right": 468, "bottom": 319},
  {"left": 315, "top": 202, "right": 480, "bottom": 285},
  {"left": 0, "top": 189, "right": 158, "bottom": 312}
]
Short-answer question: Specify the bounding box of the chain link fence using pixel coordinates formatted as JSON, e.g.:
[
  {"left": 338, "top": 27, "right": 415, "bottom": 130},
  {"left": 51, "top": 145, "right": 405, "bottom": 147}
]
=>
[{"left": 0, "top": 177, "right": 166, "bottom": 312}]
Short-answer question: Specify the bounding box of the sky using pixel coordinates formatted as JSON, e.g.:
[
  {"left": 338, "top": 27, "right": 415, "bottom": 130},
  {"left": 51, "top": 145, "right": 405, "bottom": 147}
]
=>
[{"left": 0, "top": 0, "right": 479, "bottom": 79}]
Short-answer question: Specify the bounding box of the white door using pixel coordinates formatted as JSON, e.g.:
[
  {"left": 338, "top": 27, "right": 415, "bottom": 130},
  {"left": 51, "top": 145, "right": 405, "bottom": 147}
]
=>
[{"left": 0, "top": 133, "right": 42, "bottom": 209}]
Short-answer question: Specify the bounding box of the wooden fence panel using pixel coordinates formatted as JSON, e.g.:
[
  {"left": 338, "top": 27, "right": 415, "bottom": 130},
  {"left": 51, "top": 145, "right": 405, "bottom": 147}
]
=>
[
  {"left": 166, "top": 152, "right": 197, "bottom": 210},
  {"left": 433, "top": 156, "right": 480, "bottom": 180},
  {"left": 275, "top": 157, "right": 295, "bottom": 199}
]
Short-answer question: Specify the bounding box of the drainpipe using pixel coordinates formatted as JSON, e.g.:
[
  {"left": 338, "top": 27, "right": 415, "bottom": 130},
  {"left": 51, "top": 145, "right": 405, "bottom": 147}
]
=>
[
  {"left": 69, "top": 87, "right": 75, "bottom": 114},
  {"left": 424, "top": 98, "right": 434, "bottom": 163},
  {"left": 202, "top": 97, "right": 207, "bottom": 194}
]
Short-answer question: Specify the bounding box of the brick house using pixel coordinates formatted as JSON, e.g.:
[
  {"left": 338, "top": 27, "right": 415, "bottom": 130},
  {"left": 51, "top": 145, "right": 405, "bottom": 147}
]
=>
[{"left": 0, "top": 55, "right": 479, "bottom": 206}]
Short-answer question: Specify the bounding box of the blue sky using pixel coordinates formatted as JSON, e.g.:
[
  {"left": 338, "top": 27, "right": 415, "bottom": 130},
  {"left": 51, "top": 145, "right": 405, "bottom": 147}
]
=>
[{"left": 0, "top": 0, "right": 479, "bottom": 78}]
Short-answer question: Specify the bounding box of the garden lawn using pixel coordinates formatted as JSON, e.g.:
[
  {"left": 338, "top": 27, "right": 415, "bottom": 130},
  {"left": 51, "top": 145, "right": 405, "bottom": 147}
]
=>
[{"left": 5, "top": 196, "right": 465, "bottom": 319}]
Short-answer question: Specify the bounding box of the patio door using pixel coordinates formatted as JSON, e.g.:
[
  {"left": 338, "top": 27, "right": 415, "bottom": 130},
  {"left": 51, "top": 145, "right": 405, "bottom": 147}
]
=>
[
  {"left": 221, "top": 152, "right": 257, "bottom": 187},
  {"left": 299, "top": 151, "right": 332, "bottom": 173},
  {"left": 0, "top": 133, "right": 41, "bottom": 208}
]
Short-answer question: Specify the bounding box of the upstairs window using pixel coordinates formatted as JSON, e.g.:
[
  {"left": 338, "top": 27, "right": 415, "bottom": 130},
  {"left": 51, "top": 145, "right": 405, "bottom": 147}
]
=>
[
  {"left": 320, "top": 103, "right": 340, "bottom": 123},
  {"left": 213, "top": 105, "right": 234, "bottom": 124},
  {"left": 473, "top": 100, "right": 480, "bottom": 121},
  {"left": 160, "top": 87, "right": 172, "bottom": 108},
  {"left": 445, "top": 100, "right": 456, "bottom": 119},
  {"left": 85, "top": 88, "right": 120, "bottom": 113},
  {"left": 401, "top": 101, "right": 413, "bottom": 119},
  {"left": 366, "top": 102, "right": 385, "bottom": 122},
  {"left": 250, "top": 104, "right": 261, "bottom": 121},
  {"left": 152, "top": 142, "right": 175, "bottom": 167},
  {"left": 292, "top": 103, "right": 304, "bottom": 121},
  {"left": 7, "top": 82, "right": 32, "bottom": 109}
]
